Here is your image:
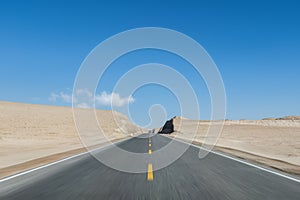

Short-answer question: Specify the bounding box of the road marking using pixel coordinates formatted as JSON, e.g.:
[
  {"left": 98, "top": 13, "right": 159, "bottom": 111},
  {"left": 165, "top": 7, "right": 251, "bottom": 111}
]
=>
[
  {"left": 147, "top": 163, "right": 153, "bottom": 181},
  {"left": 0, "top": 137, "right": 131, "bottom": 183},
  {"left": 148, "top": 149, "right": 152, "bottom": 154},
  {"left": 166, "top": 136, "right": 300, "bottom": 183},
  {"left": 149, "top": 143, "right": 151, "bottom": 147}
]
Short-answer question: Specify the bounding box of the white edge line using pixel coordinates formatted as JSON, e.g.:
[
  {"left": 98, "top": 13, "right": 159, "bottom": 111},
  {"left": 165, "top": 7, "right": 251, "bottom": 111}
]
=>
[
  {"left": 0, "top": 137, "right": 131, "bottom": 183},
  {"left": 2, "top": 135, "right": 299, "bottom": 184},
  {"left": 163, "top": 135, "right": 300, "bottom": 183}
]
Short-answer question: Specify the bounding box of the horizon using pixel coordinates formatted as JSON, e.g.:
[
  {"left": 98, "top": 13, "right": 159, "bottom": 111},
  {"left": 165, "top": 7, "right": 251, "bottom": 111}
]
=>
[{"left": 0, "top": 100, "right": 299, "bottom": 122}]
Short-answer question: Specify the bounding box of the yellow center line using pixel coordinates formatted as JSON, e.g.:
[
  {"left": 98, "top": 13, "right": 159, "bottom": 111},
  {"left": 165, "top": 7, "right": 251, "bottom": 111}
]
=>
[
  {"left": 147, "top": 163, "right": 153, "bottom": 181},
  {"left": 147, "top": 137, "right": 153, "bottom": 181}
]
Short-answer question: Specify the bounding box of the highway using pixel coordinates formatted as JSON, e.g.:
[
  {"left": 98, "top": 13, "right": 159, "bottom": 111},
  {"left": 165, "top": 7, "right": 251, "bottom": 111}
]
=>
[{"left": 0, "top": 134, "right": 299, "bottom": 199}]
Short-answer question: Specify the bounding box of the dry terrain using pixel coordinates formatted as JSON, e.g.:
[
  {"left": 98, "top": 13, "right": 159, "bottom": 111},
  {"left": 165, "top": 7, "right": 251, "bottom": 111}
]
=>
[
  {"left": 0, "top": 101, "right": 142, "bottom": 178},
  {"left": 171, "top": 116, "right": 300, "bottom": 175},
  {"left": 1, "top": 101, "right": 299, "bottom": 179}
]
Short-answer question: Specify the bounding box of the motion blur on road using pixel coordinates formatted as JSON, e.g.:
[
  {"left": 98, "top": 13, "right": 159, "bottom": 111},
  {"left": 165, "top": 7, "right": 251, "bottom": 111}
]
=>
[{"left": 0, "top": 133, "right": 299, "bottom": 200}]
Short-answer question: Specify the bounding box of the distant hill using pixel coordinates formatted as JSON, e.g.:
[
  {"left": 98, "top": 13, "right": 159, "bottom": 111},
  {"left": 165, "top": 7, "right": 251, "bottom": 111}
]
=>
[
  {"left": 262, "top": 116, "right": 300, "bottom": 120},
  {"left": 0, "top": 101, "right": 142, "bottom": 176}
]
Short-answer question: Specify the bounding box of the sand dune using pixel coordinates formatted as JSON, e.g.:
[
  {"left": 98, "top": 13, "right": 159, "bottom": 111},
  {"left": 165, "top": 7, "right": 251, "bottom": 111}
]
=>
[
  {"left": 171, "top": 117, "right": 300, "bottom": 175},
  {"left": 1, "top": 101, "right": 299, "bottom": 178},
  {"left": 0, "top": 101, "right": 142, "bottom": 178}
]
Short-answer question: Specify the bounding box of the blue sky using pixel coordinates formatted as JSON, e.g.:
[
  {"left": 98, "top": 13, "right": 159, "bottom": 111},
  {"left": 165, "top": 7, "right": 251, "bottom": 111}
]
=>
[{"left": 1, "top": 0, "right": 300, "bottom": 126}]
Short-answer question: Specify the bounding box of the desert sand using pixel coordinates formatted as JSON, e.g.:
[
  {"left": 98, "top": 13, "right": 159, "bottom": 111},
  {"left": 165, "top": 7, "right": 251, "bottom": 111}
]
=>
[
  {"left": 0, "top": 101, "right": 142, "bottom": 178},
  {"left": 1, "top": 101, "right": 299, "bottom": 179},
  {"left": 171, "top": 116, "right": 300, "bottom": 175}
]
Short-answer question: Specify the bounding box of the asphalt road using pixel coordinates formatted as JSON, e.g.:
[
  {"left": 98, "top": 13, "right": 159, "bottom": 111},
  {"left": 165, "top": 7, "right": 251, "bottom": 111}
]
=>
[{"left": 0, "top": 134, "right": 299, "bottom": 199}]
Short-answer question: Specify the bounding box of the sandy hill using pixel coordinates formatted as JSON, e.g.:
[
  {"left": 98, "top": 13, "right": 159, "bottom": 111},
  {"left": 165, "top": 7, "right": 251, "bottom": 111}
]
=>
[
  {"left": 171, "top": 116, "right": 300, "bottom": 175},
  {"left": 263, "top": 116, "right": 300, "bottom": 120},
  {"left": 0, "top": 101, "right": 142, "bottom": 178}
]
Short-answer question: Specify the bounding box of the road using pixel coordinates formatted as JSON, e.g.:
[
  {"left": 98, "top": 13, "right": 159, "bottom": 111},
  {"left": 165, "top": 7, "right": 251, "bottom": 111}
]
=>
[{"left": 0, "top": 134, "right": 299, "bottom": 199}]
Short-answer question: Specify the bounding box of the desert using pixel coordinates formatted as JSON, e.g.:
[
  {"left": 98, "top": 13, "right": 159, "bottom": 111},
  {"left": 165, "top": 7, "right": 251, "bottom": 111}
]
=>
[
  {"left": 1, "top": 101, "right": 299, "bottom": 179},
  {"left": 170, "top": 116, "right": 300, "bottom": 175},
  {"left": 0, "top": 101, "right": 142, "bottom": 178}
]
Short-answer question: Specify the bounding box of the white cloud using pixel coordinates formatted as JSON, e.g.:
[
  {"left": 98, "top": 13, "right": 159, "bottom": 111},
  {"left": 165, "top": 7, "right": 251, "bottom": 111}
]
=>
[
  {"left": 49, "top": 90, "right": 134, "bottom": 108},
  {"left": 96, "top": 92, "right": 134, "bottom": 107},
  {"left": 49, "top": 92, "right": 73, "bottom": 103},
  {"left": 75, "top": 102, "right": 91, "bottom": 108},
  {"left": 75, "top": 88, "right": 92, "bottom": 98}
]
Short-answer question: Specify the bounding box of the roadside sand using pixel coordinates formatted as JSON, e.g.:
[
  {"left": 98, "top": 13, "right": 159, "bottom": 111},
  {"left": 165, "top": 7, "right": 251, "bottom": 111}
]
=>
[
  {"left": 0, "top": 101, "right": 142, "bottom": 178},
  {"left": 1, "top": 101, "right": 299, "bottom": 178},
  {"left": 171, "top": 117, "right": 300, "bottom": 175}
]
